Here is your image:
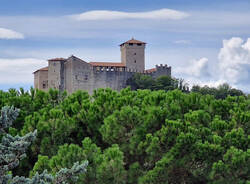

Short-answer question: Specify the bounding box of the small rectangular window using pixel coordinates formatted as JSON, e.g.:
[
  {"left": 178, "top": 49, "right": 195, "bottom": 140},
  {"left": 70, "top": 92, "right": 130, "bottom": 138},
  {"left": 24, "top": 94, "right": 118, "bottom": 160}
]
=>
[
  {"left": 137, "top": 43, "right": 142, "bottom": 46},
  {"left": 85, "top": 75, "right": 88, "bottom": 80},
  {"left": 129, "top": 43, "right": 133, "bottom": 46},
  {"left": 42, "top": 81, "right": 47, "bottom": 89}
]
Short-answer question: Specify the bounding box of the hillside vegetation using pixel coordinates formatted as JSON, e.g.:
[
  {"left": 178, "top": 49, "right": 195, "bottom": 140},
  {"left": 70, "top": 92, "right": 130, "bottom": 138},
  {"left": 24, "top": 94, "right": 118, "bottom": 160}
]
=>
[{"left": 0, "top": 87, "right": 249, "bottom": 183}]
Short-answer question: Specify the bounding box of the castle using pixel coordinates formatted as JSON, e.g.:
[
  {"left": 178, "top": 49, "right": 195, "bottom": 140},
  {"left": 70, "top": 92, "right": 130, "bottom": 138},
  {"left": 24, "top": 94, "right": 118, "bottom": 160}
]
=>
[{"left": 33, "top": 38, "right": 171, "bottom": 94}]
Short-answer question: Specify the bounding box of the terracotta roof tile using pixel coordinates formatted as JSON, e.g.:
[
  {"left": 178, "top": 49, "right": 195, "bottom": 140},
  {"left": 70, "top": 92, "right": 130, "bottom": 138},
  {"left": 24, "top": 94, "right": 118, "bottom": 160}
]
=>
[
  {"left": 89, "top": 62, "right": 125, "bottom": 67},
  {"left": 120, "top": 38, "right": 146, "bottom": 46},
  {"left": 48, "top": 58, "right": 66, "bottom": 62},
  {"left": 146, "top": 68, "right": 156, "bottom": 73},
  {"left": 33, "top": 66, "right": 48, "bottom": 74}
]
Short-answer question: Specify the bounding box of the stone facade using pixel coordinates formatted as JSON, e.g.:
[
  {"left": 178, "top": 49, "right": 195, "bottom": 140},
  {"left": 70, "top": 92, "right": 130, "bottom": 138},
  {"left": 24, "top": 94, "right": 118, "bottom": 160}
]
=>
[
  {"left": 33, "top": 38, "right": 171, "bottom": 94},
  {"left": 33, "top": 67, "right": 49, "bottom": 91},
  {"left": 121, "top": 39, "right": 146, "bottom": 72}
]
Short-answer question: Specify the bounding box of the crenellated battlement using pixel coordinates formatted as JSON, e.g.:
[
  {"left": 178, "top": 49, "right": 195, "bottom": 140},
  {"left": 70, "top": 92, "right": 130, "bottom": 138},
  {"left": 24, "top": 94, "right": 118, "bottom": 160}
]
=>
[
  {"left": 149, "top": 64, "right": 171, "bottom": 78},
  {"left": 90, "top": 64, "right": 171, "bottom": 79},
  {"left": 92, "top": 66, "right": 144, "bottom": 74},
  {"left": 156, "top": 64, "right": 171, "bottom": 70}
]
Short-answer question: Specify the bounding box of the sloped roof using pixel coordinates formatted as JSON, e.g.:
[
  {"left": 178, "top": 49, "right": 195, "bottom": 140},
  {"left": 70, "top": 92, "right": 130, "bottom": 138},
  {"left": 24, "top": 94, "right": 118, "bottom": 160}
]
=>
[
  {"left": 48, "top": 58, "right": 66, "bottom": 62},
  {"left": 33, "top": 66, "right": 48, "bottom": 74},
  {"left": 146, "top": 68, "right": 156, "bottom": 73},
  {"left": 67, "top": 55, "right": 89, "bottom": 64},
  {"left": 89, "top": 62, "right": 125, "bottom": 67},
  {"left": 120, "top": 38, "right": 146, "bottom": 46}
]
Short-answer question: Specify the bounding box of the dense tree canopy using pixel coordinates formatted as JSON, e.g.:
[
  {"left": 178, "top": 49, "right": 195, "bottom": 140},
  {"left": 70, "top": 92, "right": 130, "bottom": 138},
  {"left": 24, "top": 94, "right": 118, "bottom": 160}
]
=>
[
  {"left": 0, "top": 106, "right": 87, "bottom": 184},
  {"left": 127, "top": 74, "right": 189, "bottom": 92},
  {"left": 126, "top": 74, "right": 246, "bottom": 101},
  {"left": 0, "top": 87, "right": 249, "bottom": 183},
  {"left": 191, "top": 83, "right": 245, "bottom": 99}
]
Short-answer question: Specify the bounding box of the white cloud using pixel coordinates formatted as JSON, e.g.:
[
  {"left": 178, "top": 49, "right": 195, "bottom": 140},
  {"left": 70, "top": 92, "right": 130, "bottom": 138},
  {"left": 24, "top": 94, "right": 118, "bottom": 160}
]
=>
[
  {"left": 0, "top": 28, "right": 24, "bottom": 39},
  {"left": 0, "top": 10, "right": 249, "bottom": 39},
  {"left": 185, "top": 78, "right": 226, "bottom": 88},
  {"left": 175, "top": 57, "right": 209, "bottom": 78},
  {"left": 70, "top": 9, "right": 189, "bottom": 21},
  {"left": 0, "top": 58, "right": 46, "bottom": 84},
  {"left": 173, "top": 37, "right": 250, "bottom": 92},
  {"left": 218, "top": 37, "right": 250, "bottom": 84}
]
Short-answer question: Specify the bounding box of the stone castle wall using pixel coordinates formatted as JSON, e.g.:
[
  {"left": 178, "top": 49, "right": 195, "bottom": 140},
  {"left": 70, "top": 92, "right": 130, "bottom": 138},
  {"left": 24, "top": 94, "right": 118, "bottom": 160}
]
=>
[
  {"left": 150, "top": 64, "right": 171, "bottom": 78},
  {"left": 72, "top": 68, "right": 135, "bottom": 94},
  {"left": 64, "top": 61, "right": 171, "bottom": 94},
  {"left": 34, "top": 39, "right": 172, "bottom": 94},
  {"left": 34, "top": 70, "right": 48, "bottom": 90},
  {"left": 48, "top": 60, "right": 64, "bottom": 90},
  {"left": 63, "top": 57, "right": 136, "bottom": 94},
  {"left": 36, "top": 58, "right": 172, "bottom": 94},
  {"left": 35, "top": 59, "right": 171, "bottom": 94}
]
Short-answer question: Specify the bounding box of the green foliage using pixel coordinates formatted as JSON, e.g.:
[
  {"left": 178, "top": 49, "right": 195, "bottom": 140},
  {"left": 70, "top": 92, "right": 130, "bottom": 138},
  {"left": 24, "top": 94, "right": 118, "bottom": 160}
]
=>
[
  {"left": 0, "top": 87, "right": 249, "bottom": 183},
  {"left": 30, "top": 138, "right": 126, "bottom": 184},
  {"left": 0, "top": 106, "right": 19, "bottom": 134},
  {"left": 0, "top": 106, "right": 37, "bottom": 183},
  {"left": 192, "top": 83, "right": 245, "bottom": 99},
  {"left": 95, "top": 144, "right": 126, "bottom": 184},
  {"left": 127, "top": 73, "right": 189, "bottom": 92},
  {"left": 210, "top": 147, "right": 250, "bottom": 184},
  {"left": 0, "top": 106, "right": 88, "bottom": 184},
  {"left": 10, "top": 162, "right": 88, "bottom": 184}
]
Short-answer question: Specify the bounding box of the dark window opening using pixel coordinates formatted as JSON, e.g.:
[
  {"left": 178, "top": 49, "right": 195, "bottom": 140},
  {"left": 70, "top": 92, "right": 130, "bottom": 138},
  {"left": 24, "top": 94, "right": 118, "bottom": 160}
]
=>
[
  {"left": 85, "top": 75, "right": 88, "bottom": 80},
  {"left": 42, "top": 81, "right": 48, "bottom": 89},
  {"left": 75, "top": 75, "right": 78, "bottom": 80},
  {"left": 129, "top": 43, "right": 133, "bottom": 46},
  {"left": 137, "top": 43, "right": 142, "bottom": 46},
  {"left": 134, "top": 60, "right": 136, "bottom": 63},
  {"left": 134, "top": 53, "right": 136, "bottom": 55}
]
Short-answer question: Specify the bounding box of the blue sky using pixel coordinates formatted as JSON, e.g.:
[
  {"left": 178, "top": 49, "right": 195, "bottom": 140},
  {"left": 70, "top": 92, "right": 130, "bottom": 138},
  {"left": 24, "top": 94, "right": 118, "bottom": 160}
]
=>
[{"left": 0, "top": 0, "right": 250, "bottom": 92}]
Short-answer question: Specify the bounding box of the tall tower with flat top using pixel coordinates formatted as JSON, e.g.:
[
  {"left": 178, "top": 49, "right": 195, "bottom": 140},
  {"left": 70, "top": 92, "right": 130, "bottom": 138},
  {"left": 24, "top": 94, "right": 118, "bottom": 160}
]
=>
[{"left": 120, "top": 38, "right": 146, "bottom": 72}]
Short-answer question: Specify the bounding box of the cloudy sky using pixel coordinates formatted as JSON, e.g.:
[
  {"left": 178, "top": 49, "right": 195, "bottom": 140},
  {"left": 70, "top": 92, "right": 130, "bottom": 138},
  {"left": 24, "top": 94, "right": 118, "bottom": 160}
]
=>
[{"left": 0, "top": 0, "right": 250, "bottom": 92}]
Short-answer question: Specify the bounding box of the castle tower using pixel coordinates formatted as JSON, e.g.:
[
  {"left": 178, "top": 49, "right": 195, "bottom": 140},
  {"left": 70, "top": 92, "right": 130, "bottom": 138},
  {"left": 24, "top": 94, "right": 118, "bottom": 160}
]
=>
[
  {"left": 47, "top": 58, "right": 66, "bottom": 91},
  {"left": 120, "top": 38, "right": 146, "bottom": 72}
]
